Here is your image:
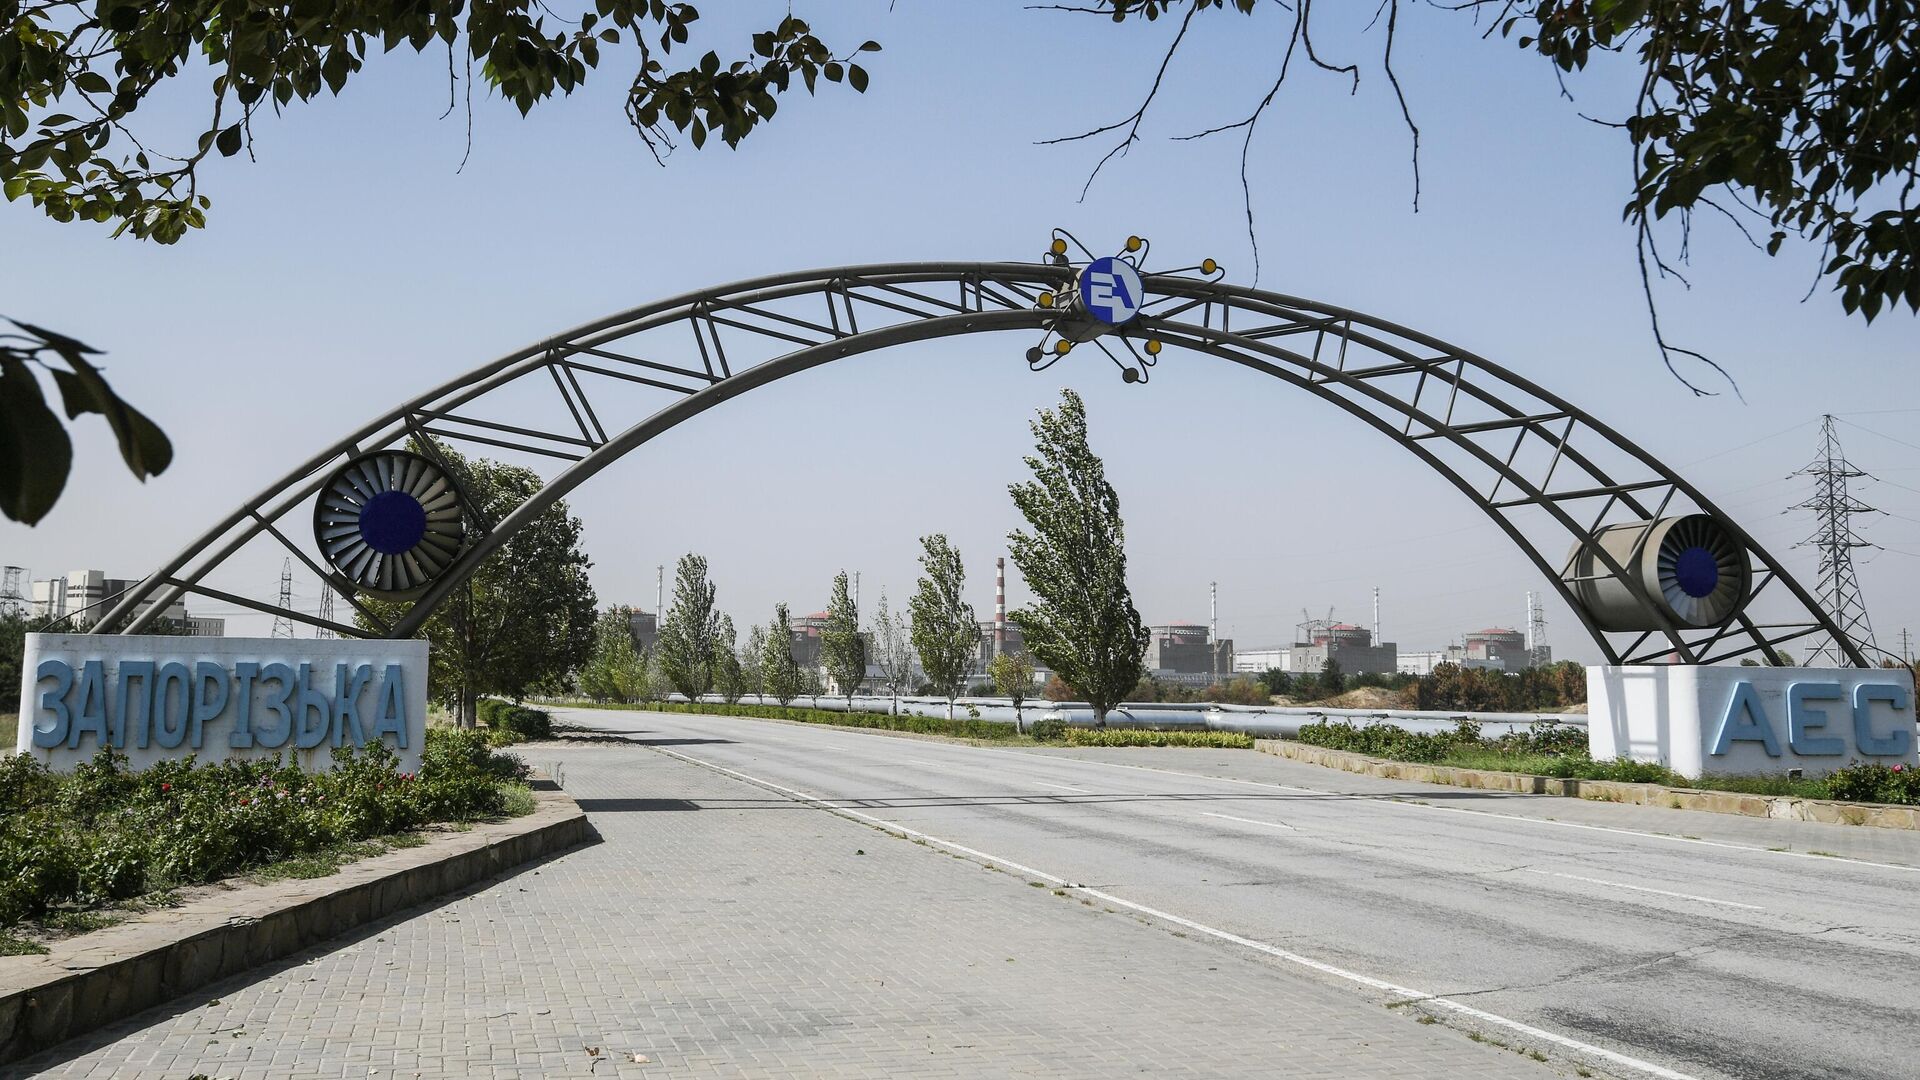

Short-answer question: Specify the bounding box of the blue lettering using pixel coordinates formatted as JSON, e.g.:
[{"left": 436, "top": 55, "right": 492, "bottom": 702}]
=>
[
  {"left": 1710, "top": 682, "right": 1782, "bottom": 757},
  {"left": 151, "top": 662, "right": 191, "bottom": 750},
  {"left": 332, "top": 663, "right": 371, "bottom": 747},
  {"left": 1787, "top": 683, "right": 1847, "bottom": 756},
  {"left": 294, "top": 663, "right": 332, "bottom": 750},
  {"left": 255, "top": 663, "right": 295, "bottom": 748},
  {"left": 32, "top": 660, "right": 73, "bottom": 749},
  {"left": 1853, "top": 683, "right": 1914, "bottom": 758},
  {"left": 190, "top": 662, "right": 230, "bottom": 750},
  {"left": 112, "top": 660, "right": 154, "bottom": 749},
  {"left": 69, "top": 660, "right": 108, "bottom": 749},
  {"left": 230, "top": 663, "right": 259, "bottom": 748},
  {"left": 369, "top": 665, "right": 409, "bottom": 749}
]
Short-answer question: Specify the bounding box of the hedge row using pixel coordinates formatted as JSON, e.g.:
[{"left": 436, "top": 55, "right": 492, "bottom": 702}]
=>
[
  {"left": 1056, "top": 728, "right": 1254, "bottom": 749},
  {"left": 478, "top": 700, "right": 553, "bottom": 746},
  {"left": 621, "top": 700, "right": 1018, "bottom": 740},
  {"left": 0, "top": 730, "right": 530, "bottom": 929},
  {"left": 1295, "top": 719, "right": 1920, "bottom": 803}
]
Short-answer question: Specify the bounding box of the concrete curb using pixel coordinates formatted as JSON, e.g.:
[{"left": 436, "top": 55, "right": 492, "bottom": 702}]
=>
[
  {"left": 0, "top": 787, "right": 592, "bottom": 1066},
  {"left": 1255, "top": 739, "right": 1920, "bottom": 831}
]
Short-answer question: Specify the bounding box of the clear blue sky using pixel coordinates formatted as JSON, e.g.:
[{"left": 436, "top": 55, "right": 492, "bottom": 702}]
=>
[{"left": 4, "top": 1, "right": 1916, "bottom": 661}]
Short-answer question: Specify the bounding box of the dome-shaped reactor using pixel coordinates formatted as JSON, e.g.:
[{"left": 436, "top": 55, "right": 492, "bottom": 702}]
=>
[
  {"left": 1562, "top": 514, "right": 1751, "bottom": 632},
  {"left": 313, "top": 450, "right": 466, "bottom": 598}
]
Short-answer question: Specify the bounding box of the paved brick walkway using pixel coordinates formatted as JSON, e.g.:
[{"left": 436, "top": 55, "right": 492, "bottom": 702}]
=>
[{"left": 8, "top": 743, "right": 1557, "bottom": 1079}]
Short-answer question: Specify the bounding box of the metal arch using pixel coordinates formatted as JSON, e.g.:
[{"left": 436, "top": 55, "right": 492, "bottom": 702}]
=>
[{"left": 88, "top": 261, "right": 1866, "bottom": 668}]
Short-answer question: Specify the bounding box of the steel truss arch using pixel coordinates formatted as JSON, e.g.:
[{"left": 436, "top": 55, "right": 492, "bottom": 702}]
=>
[{"left": 89, "top": 261, "right": 1866, "bottom": 667}]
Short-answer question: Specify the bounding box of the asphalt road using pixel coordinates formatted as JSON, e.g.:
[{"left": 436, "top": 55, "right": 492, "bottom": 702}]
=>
[{"left": 543, "top": 705, "right": 1920, "bottom": 1080}]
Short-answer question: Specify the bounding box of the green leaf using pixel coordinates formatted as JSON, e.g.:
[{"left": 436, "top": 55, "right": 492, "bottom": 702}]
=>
[
  {"left": 848, "top": 64, "right": 868, "bottom": 93},
  {"left": 46, "top": 352, "right": 172, "bottom": 480},
  {"left": 215, "top": 124, "right": 243, "bottom": 157},
  {"left": 0, "top": 357, "right": 74, "bottom": 524}
]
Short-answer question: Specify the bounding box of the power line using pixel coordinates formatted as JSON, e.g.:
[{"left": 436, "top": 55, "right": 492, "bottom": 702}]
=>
[{"left": 1795, "top": 416, "right": 1878, "bottom": 665}]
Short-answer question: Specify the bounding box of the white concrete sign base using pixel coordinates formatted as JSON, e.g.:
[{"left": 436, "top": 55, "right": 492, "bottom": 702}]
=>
[
  {"left": 1588, "top": 664, "right": 1916, "bottom": 778},
  {"left": 14, "top": 634, "right": 428, "bottom": 773}
]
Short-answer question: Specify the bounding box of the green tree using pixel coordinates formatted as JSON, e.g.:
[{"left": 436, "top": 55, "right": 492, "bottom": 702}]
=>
[
  {"left": 761, "top": 604, "right": 801, "bottom": 706},
  {"left": 742, "top": 623, "right": 768, "bottom": 703},
  {"left": 987, "top": 651, "right": 1037, "bottom": 729},
  {"left": 1006, "top": 390, "right": 1147, "bottom": 728},
  {"left": 360, "top": 441, "right": 597, "bottom": 726},
  {"left": 656, "top": 553, "right": 722, "bottom": 701},
  {"left": 1258, "top": 667, "right": 1292, "bottom": 698},
  {"left": 867, "top": 592, "right": 915, "bottom": 716},
  {"left": 820, "top": 570, "right": 866, "bottom": 704},
  {"left": 0, "top": 607, "right": 31, "bottom": 713},
  {"left": 580, "top": 605, "right": 648, "bottom": 703},
  {"left": 909, "top": 534, "right": 978, "bottom": 721},
  {"left": 1319, "top": 657, "right": 1345, "bottom": 697},
  {"left": 713, "top": 613, "right": 747, "bottom": 705}
]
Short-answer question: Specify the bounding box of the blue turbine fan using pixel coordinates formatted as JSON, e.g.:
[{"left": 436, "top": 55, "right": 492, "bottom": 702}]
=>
[{"left": 313, "top": 450, "right": 465, "bottom": 596}]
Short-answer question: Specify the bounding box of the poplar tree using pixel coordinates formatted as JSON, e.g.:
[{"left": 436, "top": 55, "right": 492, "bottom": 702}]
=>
[
  {"left": 713, "top": 613, "right": 747, "bottom": 705},
  {"left": 656, "top": 553, "right": 721, "bottom": 701},
  {"left": 867, "top": 592, "right": 916, "bottom": 716},
  {"left": 1007, "top": 389, "right": 1147, "bottom": 728},
  {"left": 761, "top": 604, "right": 802, "bottom": 707},
  {"left": 910, "top": 534, "right": 978, "bottom": 721},
  {"left": 742, "top": 624, "right": 768, "bottom": 703},
  {"left": 820, "top": 570, "right": 866, "bottom": 704}
]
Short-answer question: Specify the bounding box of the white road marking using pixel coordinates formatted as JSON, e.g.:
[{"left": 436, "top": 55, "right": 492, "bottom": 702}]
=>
[
  {"left": 1034, "top": 781, "right": 1090, "bottom": 793},
  {"left": 1518, "top": 869, "right": 1764, "bottom": 911},
  {"left": 1201, "top": 811, "right": 1299, "bottom": 832},
  {"left": 650, "top": 745, "right": 1706, "bottom": 1080}
]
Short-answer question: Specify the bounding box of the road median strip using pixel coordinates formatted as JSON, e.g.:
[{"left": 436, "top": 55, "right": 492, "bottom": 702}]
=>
[{"left": 1257, "top": 739, "right": 1920, "bottom": 831}]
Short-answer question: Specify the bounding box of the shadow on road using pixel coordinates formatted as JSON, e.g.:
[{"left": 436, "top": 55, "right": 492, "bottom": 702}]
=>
[{"left": 574, "top": 798, "right": 703, "bottom": 813}]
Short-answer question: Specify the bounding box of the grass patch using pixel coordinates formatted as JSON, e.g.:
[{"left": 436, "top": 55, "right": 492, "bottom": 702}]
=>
[
  {"left": 496, "top": 783, "right": 538, "bottom": 817},
  {"left": 1059, "top": 728, "right": 1253, "bottom": 749},
  {"left": 0, "top": 932, "right": 48, "bottom": 955},
  {"left": 41, "top": 909, "right": 119, "bottom": 934},
  {"left": 253, "top": 840, "right": 389, "bottom": 882}
]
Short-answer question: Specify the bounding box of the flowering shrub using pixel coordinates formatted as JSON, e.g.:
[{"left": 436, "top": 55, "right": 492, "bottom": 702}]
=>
[
  {"left": 1822, "top": 761, "right": 1920, "bottom": 805},
  {"left": 0, "top": 729, "right": 529, "bottom": 928}
]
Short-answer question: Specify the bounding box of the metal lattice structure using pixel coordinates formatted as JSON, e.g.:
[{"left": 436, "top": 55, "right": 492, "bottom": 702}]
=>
[
  {"left": 83, "top": 259, "right": 1865, "bottom": 666},
  {"left": 1795, "top": 416, "right": 1879, "bottom": 666}
]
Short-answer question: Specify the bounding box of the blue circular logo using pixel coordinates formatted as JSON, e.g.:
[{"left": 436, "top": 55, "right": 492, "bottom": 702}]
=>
[
  {"left": 1079, "top": 257, "right": 1144, "bottom": 325},
  {"left": 359, "top": 489, "right": 428, "bottom": 556},
  {"left": 1674, "top": 545, "right": 1720, "bottom": 598}
]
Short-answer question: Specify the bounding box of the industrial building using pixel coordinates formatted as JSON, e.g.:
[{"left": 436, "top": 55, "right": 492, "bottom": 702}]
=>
[
  {"left": 1282, "top": 623, "right": 1397, "bottom": 677},
  {"left": 626, "top": 609, "right": 658, "bottom": 653},
  {"left": 1464, "top": 627, "right": 1532, "bottom": 671},
  {"left": 1144, "top": 623, "right": 1234, "bottom": 687},
  {"left": 1396, "top": 647, "right": 1503, "bottom": 675},
  {"left": 29, "top": 569, "right": 221, "bottom": 634}
]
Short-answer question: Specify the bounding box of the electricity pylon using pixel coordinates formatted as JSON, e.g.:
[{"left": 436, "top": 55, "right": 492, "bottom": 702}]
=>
[
  {"left": 1795, "top": 416, "right": 1878, "bottom": 665},
  {"left": 272, "top": 559, "right": 296, "bottom": 639}
]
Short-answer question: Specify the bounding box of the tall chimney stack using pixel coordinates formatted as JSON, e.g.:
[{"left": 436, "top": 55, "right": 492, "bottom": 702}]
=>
[{"left": 995, "top": 557, "right": 1007, "bottom": 646}]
